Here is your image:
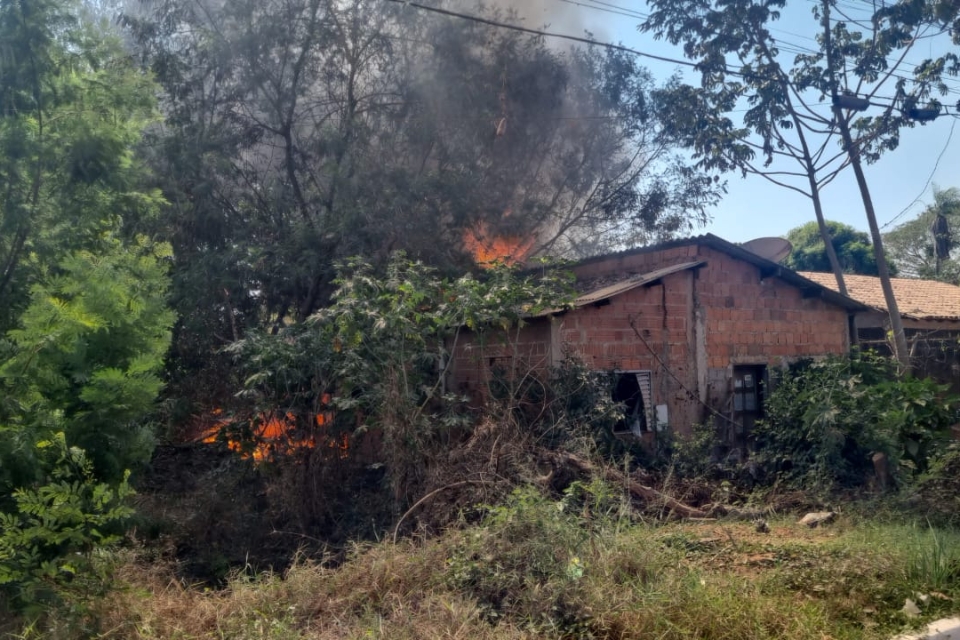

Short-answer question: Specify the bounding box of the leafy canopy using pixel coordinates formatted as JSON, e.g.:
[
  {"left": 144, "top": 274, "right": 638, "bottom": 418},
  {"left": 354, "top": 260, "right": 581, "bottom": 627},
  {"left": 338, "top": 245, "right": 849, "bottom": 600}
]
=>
[
  {"left": 0, "top": 0, "right": 173, "bottom": 609},
  {"left": 784, "top": 220, "right": 894, "bottom": 276},
  {"left": 884, "top": 187, "right": 960, "bottom": 282}
]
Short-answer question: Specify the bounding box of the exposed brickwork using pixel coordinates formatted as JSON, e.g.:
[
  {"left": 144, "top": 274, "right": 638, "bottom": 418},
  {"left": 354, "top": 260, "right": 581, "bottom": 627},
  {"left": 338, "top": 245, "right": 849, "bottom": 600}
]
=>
[{"left": 447, "top": 240, "right": 851, "bottom": 437}]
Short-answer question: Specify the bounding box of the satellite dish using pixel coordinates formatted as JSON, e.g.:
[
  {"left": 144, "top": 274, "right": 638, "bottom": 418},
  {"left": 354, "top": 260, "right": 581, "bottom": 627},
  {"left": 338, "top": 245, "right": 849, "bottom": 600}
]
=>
[{"left": 742, "top": 237, "right": 793, "bottom": 263}]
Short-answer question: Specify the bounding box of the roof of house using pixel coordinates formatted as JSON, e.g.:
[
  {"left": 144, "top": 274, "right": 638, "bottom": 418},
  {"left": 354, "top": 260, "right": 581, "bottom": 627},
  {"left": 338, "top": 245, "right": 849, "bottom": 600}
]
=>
[
  {"left": 797, "top": 272, "right": 960, "bottom": 320},
  {"left": 566, "top": 233, "right": 866, "bottom": 312},
  {"left": 574, "top": 261, "right": 705, "bottom": 307}
]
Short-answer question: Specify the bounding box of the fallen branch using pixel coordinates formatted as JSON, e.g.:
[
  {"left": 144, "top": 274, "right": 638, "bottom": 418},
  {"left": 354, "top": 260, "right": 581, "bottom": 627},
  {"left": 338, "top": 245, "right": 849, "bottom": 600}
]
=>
[
  {"left": 548, "top": 452, "right": 709, "bottom": 519},
  {"left": 392, "top": 480, "right": 492, "bottom": 543}
]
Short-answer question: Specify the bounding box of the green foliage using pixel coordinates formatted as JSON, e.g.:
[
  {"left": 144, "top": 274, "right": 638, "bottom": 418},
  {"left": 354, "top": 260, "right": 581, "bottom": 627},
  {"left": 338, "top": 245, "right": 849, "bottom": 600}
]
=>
[
  {"left": 535, "top": 358, "right": 625, "bottom": 452},
  {"left": 0, "top": 1, "right": 173, "bottom": 613},
  {"left": 0, "top": 0, "right": 172, "bottom": 484},
  {"left": 230, "top": 254, "right": 575, "bottom": 505},
  {"left": 0, "top": 433, "right": 134, "bottom": 610},
  {"left": 669, "top": 423, "right": 723, "bottom": 480},
  {"left": 0, "top": 235, "right": 174, "bottom": 485},
  {"left": 0, "top": 0, "right": 162, "bottom": 331},
  {"left": 785, "top": 220, "right": 893, "bottom": 276},
  {"left": 753, "top": 352, "right": 957, "bottom": 492},
  {"left": 445, "top": 486, "right": 594, "bottom": 633},
  {"left": 912, "top": 443, "right": 960, "bottom": 525},
  {"left": 884, "top": 187, "right": 960, "bottom": 282}
]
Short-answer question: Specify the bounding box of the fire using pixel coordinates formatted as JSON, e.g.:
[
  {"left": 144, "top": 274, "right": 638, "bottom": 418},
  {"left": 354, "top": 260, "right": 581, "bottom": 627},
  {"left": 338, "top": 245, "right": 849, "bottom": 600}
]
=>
[
  {"left": 195, "top": 398, "right": 345, "bottom": 462},
  {"left": 463, "top": 220, "right": 535, "bottom": 267}
]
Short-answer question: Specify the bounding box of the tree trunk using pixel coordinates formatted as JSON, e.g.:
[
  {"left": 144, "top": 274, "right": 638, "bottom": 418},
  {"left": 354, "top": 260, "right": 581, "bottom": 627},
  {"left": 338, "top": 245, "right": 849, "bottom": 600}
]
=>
[
  {"left": 810, "top": 184, "right": 859, "bottom": 347},
  {"left": 822, "top": 0, "right": 908, "bottom": 372},
  {"left": 839, "top": 136, "right": 909, "bottom": 371}
]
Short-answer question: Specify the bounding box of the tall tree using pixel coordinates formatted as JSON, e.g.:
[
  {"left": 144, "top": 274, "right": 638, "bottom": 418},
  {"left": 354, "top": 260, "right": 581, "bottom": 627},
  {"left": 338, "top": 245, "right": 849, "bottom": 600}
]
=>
[
  {"left": 884, "top": 187, "right": 960, "bottom": 282},
  {"left": 643, "top": 0, "right": 954, "bottom": 370},
  {"left": 121, "top": 0, "right": 720, "bottom": 405},
  {"left": 785, "top": 220, "right": 892, "bottom": 276},
  {"left": 0, "top": 0, "right": 173, "bottom": 488}
]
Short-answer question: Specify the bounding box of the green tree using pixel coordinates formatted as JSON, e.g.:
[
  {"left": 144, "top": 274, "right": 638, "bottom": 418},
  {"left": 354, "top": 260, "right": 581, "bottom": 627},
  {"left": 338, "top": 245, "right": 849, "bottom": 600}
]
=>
[
  {"left": 0, "top": 0, "right": 171, "bottom": 483},
  {"left": 785, "top": 220, "right": 894, "bottom": 276},
  {"left": 884, "top": 187, "right": 960, "bottom": 282},
  {"left": 229, "top": 254, "right": 574, "bottom": 508},
  {"left": 0, "top": 0, "right": 173, "bottom": 607},
  {"left": 121, "top": 0, "right": 721, "bottom": 408},
  {"left": 643, "top": 0, "right": 954, "bottom": 370},
  {"left": 0, "top": 0, "right": 173, "bottom": 605}
]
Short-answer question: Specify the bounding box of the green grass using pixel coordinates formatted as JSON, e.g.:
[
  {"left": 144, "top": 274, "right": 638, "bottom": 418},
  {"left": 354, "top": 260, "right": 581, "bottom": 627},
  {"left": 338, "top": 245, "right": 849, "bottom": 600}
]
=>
[{"left": 10, "top": 489, "right": 960, "bottom": 639}]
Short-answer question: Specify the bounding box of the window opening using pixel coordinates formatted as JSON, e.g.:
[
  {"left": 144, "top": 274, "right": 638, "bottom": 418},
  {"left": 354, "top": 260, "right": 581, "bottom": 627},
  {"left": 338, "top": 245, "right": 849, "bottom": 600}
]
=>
[{"left": 612, "top": 371, "right": 653, "bottom": 434}]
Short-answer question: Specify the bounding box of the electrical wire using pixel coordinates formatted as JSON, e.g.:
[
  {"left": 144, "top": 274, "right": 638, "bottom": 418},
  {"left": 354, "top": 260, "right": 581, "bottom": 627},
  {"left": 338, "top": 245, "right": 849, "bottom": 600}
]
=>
[
  {"left": 880, "top": 117, "right": 957, "bottom": 229},
  {"left": 555, "top": 0, "right": 645, "bottom": 20},
  {"left": 387, "top": 0, "right": 708, "bottom": 69},
  {"left": 391, "top": 0, "right": 960, "bottom": 118},
  {"left": 554, "top": 0, "right": 960, "bottom": 97}
]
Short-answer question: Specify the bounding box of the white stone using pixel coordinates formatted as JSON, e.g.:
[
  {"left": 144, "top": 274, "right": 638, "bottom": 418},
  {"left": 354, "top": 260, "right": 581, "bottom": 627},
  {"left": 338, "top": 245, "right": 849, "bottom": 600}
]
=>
[{"left": 892, "top": 617, "right": 960, "bottom": 640}]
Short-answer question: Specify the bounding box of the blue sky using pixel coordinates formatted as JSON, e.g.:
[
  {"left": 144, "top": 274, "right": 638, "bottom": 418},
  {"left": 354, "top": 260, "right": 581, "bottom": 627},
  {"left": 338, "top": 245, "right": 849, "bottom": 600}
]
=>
[{"left": 520, "top": 0, "right": 960, "bottom": 243}]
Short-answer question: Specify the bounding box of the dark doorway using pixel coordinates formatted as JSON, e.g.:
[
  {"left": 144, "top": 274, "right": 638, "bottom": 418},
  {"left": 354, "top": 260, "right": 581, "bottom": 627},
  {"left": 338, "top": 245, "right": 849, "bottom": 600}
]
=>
[
  {"left": 612, "top": 372, "right": 652, "bottom": 434},
  {"left": 732, "top": 364, "right": 766, "bottom": 434}
]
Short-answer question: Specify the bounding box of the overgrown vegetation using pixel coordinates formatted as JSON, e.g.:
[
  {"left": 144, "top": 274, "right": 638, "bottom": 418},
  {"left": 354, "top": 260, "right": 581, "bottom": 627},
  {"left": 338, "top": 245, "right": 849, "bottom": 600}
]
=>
[
  {"left": 13, "top": 488, "right": 960, "bottom": 639},
  {"left": 2, "top": 0, "right": 960, "bottom": 635},
  {"left": 752, "top": 351, "right": 958, "bottom": 492},
  {"left": 0, "top": 0, "right": 172, "bottom": 617}
]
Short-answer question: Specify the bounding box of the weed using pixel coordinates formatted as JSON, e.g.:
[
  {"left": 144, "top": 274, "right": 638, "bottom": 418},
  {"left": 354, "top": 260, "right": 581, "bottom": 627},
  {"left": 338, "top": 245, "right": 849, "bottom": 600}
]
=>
[{"left": 904, "top": 522, "right": 960, "bottom": 593}]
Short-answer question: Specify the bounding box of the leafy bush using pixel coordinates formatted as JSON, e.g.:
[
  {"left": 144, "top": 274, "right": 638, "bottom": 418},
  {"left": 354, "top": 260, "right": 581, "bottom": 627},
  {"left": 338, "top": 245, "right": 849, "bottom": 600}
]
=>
[
  {"left": 229, "top": 255, "right": 575, "bottom": 509},
  {"left": 912, "top": 443, "right": 960, "bottom": 525},
  {"left": 0, "top": 434, "right": 133, "bottom": 612},
  {"left": 527, "top": 358, "right": 624, "bottom": 452},
  {"left": 444, "top": 486, "right": 594, "bottom": 633},
  {"left": 0, "top": 236, "right": 174, "bottom": 484},
  {"left": 753, "top": 352, "right": 957, "bottom": 492}
]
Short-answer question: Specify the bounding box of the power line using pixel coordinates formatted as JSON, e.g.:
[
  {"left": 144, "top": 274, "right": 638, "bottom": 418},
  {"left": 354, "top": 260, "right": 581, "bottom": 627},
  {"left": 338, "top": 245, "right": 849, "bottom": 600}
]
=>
[
  {"left": 558, "top": 0, "right": 960, "bottom": 96},
  {"left": 391, "top": 0, "right": 960, "bottom": 119},
  {"left": 555, "top": 0, "right": 645, "bottom": 20},
  {"left": 385, "top": 0, "right": 706, "bottom": 70},
  {"left": 589, "top": 0, "right": 647, "bottom": 19},
  {"left": 881, "top": 117, "right": 957, "bottom": 229}
]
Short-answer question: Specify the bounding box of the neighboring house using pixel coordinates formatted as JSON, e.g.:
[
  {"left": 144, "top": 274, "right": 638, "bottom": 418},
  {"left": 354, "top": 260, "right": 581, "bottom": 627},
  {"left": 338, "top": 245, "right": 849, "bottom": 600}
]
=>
[
  {"left": 447, "top": 234, "right": 866, "bottom": 444},
  {"left": 799, "top": 272, "right": 960, "bottom": 391}
]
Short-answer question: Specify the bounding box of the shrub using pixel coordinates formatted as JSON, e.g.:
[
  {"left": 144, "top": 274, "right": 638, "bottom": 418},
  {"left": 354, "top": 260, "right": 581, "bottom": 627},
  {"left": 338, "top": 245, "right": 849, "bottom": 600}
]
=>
[
  {"left": 0, "top": 434, "right": 133, "bottom": 613},
  {"left": 228, "top": 255, "right": 575, "bottom": 511},
  {"left": 753, "top": 352, "right": 957, "bottom": 493},
  {"left": 444, "top": 486, "right": 594, "bottom": 634}
]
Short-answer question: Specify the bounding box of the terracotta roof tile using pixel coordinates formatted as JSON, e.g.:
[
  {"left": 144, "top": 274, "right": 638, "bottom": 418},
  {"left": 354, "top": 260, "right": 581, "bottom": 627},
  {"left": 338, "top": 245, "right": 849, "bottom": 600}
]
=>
[{"left": 797, "top": 272, "right": 960, "bottom": 320}]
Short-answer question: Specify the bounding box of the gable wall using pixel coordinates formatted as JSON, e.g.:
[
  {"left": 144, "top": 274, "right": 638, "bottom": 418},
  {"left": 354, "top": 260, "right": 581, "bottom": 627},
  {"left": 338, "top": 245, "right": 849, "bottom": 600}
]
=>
[{"left": 447, "top": 242, "right": 852, "bottom": 438}]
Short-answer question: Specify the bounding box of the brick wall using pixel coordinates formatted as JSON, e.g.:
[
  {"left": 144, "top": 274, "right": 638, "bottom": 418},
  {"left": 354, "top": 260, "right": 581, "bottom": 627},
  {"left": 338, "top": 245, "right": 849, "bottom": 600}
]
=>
[
  {"left": 447, "top": 242, "right": 852, "bottom": 437},
  {"left": 695, "top": 246, "right": 849, "bottom": 368},
  {"left": 447, "top": 322, "right": 554, "bottom": 402}
]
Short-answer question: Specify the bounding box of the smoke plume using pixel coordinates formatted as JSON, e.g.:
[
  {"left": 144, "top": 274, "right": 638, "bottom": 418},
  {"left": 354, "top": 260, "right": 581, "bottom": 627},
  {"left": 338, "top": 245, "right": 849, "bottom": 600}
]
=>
[{"left": 484, "top": 0, "right": 608, "bottom": 41}]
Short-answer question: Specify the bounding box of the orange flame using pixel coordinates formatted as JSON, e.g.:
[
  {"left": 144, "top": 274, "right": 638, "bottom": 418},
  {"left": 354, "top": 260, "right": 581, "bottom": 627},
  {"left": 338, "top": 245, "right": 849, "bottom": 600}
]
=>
[
  {"left": 196, "top": 397, "right": 344, "bottom": 462},
  {"left": 463, "top": 221, "right": 535, "bottom": 267}
]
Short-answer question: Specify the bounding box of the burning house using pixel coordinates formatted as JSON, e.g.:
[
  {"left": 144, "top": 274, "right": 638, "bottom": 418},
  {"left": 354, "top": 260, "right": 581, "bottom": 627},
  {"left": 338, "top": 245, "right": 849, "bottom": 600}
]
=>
[{"left": 447, "top": 234, "right": 867, "bottom": 443}]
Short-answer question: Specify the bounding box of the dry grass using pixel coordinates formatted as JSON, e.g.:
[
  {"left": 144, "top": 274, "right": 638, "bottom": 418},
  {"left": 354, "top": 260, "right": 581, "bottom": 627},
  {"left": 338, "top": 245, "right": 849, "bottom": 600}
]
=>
[{"left": 14, "top": 496, "right": 960, "bottom": 640}]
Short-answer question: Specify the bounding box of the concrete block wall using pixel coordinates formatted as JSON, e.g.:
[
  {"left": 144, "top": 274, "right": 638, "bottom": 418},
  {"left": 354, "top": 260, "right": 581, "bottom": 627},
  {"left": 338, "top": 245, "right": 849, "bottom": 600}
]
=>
[
  {"left": 695, "top": 246, "right": 849, "bottom": 370},
  {"left": 553, "top": 269, "right": 700, "bottom": 432},
  {"left": 447, "top": 322, "right": 553, "bottom": 401},
  {"left": 447, "top": 241, "right": 852, "bottom": 437}
]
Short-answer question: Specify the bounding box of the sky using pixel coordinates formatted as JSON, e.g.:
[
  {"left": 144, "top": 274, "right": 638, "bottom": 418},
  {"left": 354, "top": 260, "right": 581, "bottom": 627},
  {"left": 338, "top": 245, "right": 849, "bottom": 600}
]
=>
[{"left": 500, "top": 0, "right": 960, "bottom": 244}]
